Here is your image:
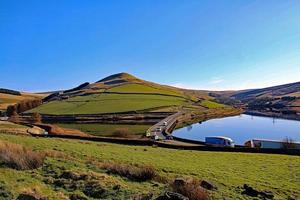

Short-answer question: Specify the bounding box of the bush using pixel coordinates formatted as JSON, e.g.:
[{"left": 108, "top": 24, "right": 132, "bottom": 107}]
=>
[
  {"left": 170, "top": 178, "right": 210, "bottom": 200},
  {"left": 101, "top": 162, "right": 156, "bottom": 182},
  {"left": 0, "top": 141, "right": 45, "bottom": 170},
  {"left": 31, "top": 112, "right": 42, "bottom": 123},
  {"left": 6, "top": 99, "right": 42, "bottom": 117},
  {"left": 111, "top": 128, "right": 131, "bottom": 138},
  {"left": 8, "top": 111, "right": 20, "bottom": 123}
]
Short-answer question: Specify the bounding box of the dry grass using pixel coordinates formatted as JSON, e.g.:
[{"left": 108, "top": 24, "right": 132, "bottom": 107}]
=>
[
  {"left": 101, "top": 162, "right": 156, "bottom": 182},
  {"left": 111, "top": 128, "right": 132, "bottom": 138},
  {"left": 0, "top": 140, "right": 45, "bottom": 170},
  {"left": 170, "top": 178, "right": 210, "bottom": 200}
]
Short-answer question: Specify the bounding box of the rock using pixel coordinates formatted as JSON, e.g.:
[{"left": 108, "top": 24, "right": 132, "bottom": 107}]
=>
[
  {"left": 260, "top": 191, "right": 274, "bottom": 199},
  {"left": 200, "top": 180, "right": 217, "bottom": 190},
  {"left": 152, "top": 183, "right": 159, "bottom": 187},
  {"left": 156, "top": 191, "right": 189, "bottom": 200},
  {"left": 242, "top": 184, "right": 259, "bottom": 197},
  {"left": 288, "top": 196, "right": 296, "bottom": 200},
  {"left": 173, "top": 178, "right": 186, "bottom": 187},
  {"left": 242, "top": 184, "right": 274, "bottom": 199}
]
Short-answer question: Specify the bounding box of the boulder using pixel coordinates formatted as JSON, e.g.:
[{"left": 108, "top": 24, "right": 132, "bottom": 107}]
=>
[
  {"left": 260, "top": 191, "right": 274, "bottom": 199},
  {"left": 200, "top": 180, "right": 217, "bottom": 190},
  {"left": 242, "top": 184, "right": 259, "bottom": 197},
  {"left": 156, "top": 191, "right": 189, "bottom": 200},
  {"left": 173, "top": 178, "right": 187, "bottom": 187},
  {"left": 288, "top": 195, "right": 296, "bottom": 200}
]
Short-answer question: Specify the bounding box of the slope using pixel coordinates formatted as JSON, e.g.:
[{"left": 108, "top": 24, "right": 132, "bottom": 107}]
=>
[
  {"left": 0, "top": 89, "right": 47, "bottom": 110},
  {"left": 28, "top": 73, "right": 216, "bottom": 115}
]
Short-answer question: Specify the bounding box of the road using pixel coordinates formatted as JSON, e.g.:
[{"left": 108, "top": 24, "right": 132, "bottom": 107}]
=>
[{"left": 146, "top": 111, "right": 184, "bottom": 140}]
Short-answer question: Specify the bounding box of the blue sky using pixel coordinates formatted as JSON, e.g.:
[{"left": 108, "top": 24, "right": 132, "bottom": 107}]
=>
[{"left": 1, "top": 0, "right": 300, "bottom": 92}]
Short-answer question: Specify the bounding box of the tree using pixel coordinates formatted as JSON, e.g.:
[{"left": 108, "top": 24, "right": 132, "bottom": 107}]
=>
[{"left": 9, "top": 111, "right": 20, "bottom": 123}]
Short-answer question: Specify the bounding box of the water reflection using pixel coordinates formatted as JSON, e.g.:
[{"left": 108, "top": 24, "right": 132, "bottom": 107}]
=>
[{"left": 173, "top": 114, "right": 300, "bottom": 145}]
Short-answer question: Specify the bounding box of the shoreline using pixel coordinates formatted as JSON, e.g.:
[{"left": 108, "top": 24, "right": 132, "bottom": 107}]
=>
[{"left": 244, "top": 110, "right": 300, "bottom": 121}]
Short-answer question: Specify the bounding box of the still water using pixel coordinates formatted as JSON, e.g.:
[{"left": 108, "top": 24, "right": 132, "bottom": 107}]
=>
[{"left": 173, "top": 114, "right": 300, "bottom": 145}]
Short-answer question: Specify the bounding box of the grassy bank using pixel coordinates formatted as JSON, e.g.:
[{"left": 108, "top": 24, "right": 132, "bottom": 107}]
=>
[
  {"left": 55, "top": 123, "right": 150, "bottom": 137},
  {"left": 0, "top": 134, "right": 299, "bottom": 199}
]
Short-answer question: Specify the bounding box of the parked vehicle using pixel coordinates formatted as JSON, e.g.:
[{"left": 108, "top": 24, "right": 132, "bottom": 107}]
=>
[
  {"left": 205, "top": 136, "right": 235, "bottom": 147},
  {"left": 163, "top": 121, "right": 168, "bottom": 126},
  {"left": 244, "top": 139, "right": 300, "bottom": 149},
  {"left": 156, "top": 127, "right": 162, "bottom": 132},
  {"left": 166, "top": 135, "right": 173, "bottom": 140}
]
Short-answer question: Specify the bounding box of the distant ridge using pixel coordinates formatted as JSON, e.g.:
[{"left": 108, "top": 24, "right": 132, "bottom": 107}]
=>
[
  {"left": 232, "top": 81, "right": 300, "bottom": 99},
  {"left": 0, "top": 88, "right": 21, "bottom": 96}
]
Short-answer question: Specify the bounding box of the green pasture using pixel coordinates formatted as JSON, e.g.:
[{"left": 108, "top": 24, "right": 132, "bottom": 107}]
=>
[
  {"left": 55, "top": 123, "right": 150, "bottom": 137},
  {"left": 28, "top": 93, "right": 188, "bottom": 115},
  {"left": 0, "top": 134, "right": 299, "bottom": 199}
]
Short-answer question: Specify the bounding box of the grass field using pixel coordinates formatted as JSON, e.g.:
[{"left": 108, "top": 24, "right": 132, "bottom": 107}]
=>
[
  {"left": 107, "top": 83, "right": 185, "bottom": 97},
  {"left": 0, "top": 121, "right": 27, "bottom": 129},
  {"left": 201, "top": 100, "right": 225, "bottom": 108},
  {"left": 55, "top": 123, "right": 150, "bottom": 137},
  {"left": 0, "top": 134, "right": 299, "bottom": 199},
  {"left": 28, "top": 93, "right": 189, "bottom": 114}
]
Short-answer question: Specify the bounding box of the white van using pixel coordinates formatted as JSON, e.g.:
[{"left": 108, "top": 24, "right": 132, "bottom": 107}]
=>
[{"left": 205, "top": 136, "right": 235, "bottom": 147}]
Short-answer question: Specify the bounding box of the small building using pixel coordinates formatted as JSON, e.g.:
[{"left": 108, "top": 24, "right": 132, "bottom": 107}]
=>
[
  {"left": 244, "top": 139, "right": 300, "bottom": 149},
  {"left": 205, "top": 136, "right": 235, "bottom": 147}
]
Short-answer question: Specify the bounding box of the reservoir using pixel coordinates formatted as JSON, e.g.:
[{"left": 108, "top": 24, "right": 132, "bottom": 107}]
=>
[{"left": 173, "top": 114, "right": 300, "bottom": 145}]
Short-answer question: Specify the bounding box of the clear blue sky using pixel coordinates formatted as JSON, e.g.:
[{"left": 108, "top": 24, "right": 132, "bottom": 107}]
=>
[{"left": 1, "top": 0, "right": 300, "bottom": 92}]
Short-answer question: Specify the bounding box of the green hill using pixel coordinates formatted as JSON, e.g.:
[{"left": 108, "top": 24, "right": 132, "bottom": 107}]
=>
[{"left": 28, "top": 73, "right": 216, "bottom": 115}]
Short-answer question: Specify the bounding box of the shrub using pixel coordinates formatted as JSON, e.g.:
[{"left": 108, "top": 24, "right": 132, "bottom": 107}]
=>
[
  {"left": 8, "top": 111, "right": 20, "bottom": 123},
  {"left": 0, "top": 140, "right": 45, "bottom": 170},
  {"left": 6, "top": 99, "right": 42, "bottom": 116},
  {"left": 31, "top": 112, "right": 42, "bottom": 123},
  {"left": 111, "top": 128, "right": 131, "bottom": 138},
  {"left": 101, "top": 162, "right": 156, "bottom": 182},
  {"left": 170, "top": 178, "right": 210, "bottom": 200}
]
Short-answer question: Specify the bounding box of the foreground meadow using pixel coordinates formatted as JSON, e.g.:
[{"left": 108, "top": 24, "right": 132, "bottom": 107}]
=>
[{"left": 0, "top": 134, "right": 299, "bottom": 200}]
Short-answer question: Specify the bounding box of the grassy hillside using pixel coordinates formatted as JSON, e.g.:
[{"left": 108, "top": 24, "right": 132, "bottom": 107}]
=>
[
  {"left": 232, "top": 82, "right": 300, "bottom": 99},
  {"left": 107, "top": 83, "right": 185, "bottom": 97},
  {"left": 0, "top": 134, "right": 299, "bottom": 199},
  {"left": 28, "top": 73, "right": 217, "bottom": 115},
  {"left": 29, "top": 93, "right": 189, "bottom": 114}
]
